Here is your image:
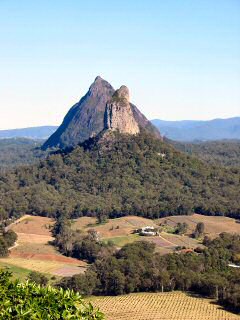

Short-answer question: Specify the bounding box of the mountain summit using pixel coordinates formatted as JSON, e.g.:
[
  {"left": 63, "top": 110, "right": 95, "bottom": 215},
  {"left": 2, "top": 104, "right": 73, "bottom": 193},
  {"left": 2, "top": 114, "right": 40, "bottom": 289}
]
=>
[
  {"left": 105, "top": 85, "right": 140, "bottom": 135},
  {"left": 42, "top": 77, "right": 160, "bottom": 149}
]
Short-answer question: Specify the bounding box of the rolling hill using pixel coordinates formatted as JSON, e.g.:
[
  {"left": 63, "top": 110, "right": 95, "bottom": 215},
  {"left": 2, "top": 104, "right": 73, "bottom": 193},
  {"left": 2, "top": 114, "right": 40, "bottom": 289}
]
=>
[{"left": 0, "top": 126, "right": 57, "bottom": 140}]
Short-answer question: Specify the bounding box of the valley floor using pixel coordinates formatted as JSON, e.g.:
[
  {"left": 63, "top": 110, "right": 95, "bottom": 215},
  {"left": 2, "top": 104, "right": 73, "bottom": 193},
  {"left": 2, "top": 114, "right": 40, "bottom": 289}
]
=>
[{"left": 2, "top": 213, "right": 240, "bottom": 280}]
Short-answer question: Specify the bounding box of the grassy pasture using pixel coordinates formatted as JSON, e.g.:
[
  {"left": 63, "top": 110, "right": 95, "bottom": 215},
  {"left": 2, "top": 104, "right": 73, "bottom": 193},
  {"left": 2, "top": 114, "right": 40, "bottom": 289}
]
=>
[
  {"left": 90, "top": 292, "right": 240, "bottom": 320},
  {"left": 0, "top": 261, "right": 30, "bottom": 281},
  {"left": 71, "top": 216, "right": 201, "bottom": 253},
  {"left": 157, "top": 214, "right": 240, "bottom": 237},
  {"left": 9, "top": 215, "right": 54, "bottom": 236},
  {"left": 72, "top": 214, "right": 240, "bottom": 254},
  {"left": 72, "top": 216, "right": 158, "bottom": 237}
]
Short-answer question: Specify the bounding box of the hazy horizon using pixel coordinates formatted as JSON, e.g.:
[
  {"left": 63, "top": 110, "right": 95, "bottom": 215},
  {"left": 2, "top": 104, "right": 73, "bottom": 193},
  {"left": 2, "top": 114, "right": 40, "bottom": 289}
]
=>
[{"left": 1, "top": 1, "right": 240, "bottom": 130}]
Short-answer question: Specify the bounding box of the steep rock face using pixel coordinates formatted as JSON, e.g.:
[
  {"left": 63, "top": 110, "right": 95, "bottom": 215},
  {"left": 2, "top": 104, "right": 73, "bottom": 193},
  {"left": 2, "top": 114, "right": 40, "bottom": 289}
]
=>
[
  {"left": 105, "top": 86, "right": 140, "bottom": 135},
  {"left": 42, "top": 76, "right": 160, "bottom": 149},
  {"left": 42, "top": 76, "right": 114, "bottom": 149}
]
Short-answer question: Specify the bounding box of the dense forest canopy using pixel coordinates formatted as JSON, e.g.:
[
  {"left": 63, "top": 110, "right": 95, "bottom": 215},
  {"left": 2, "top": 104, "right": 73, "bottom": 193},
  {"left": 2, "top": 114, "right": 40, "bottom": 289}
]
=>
[
  {"left": 171, "top": 139, "right": 240, "bottom": 167},
  {"left": 0, "top": 132, "right": 239, "bottom": 222},
  {"left": 1, "top": 137, "right": 240, "bottom": 169},
  {"left": 0, "top": 138, "right": 46, "bottom": 168}
]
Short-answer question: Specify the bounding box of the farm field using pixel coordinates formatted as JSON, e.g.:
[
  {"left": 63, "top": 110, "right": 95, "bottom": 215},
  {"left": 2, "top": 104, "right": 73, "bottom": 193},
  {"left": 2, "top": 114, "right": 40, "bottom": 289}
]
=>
[
  {"left": 0, "top": 215, "right": 87, "bottom": 278},
  {"left": 90, "top": 292, "right": 240, "bottom": 320},
  {"left": 71, "top": 216, "right": 201, "bottom": 253},
  {"left": 8, "top": 215, "right": 54, "bottom": 235},
  {"left": 157, "top": 214, "right": 240, "bottom": 237},
  {"left": 72, "top": 215, "right": 158, "bottom": 238},
  {"left": 2, "top": 214, "right": 239, "bottom": 280}
]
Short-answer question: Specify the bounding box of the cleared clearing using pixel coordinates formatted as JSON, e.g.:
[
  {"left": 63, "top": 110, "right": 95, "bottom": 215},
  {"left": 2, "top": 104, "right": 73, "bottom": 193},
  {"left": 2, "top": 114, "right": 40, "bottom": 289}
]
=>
[
  {"left": 91, "top": 292, "right": 240, "bottom": 320},
  {"left": 0, "top": 257, "right": 86, "bottom": 277},
  {"left": 73, "top": 216, "right": 158, "bottom": 238},
  {"left": 157, "top": 214, "right": 240, "bottom": 237},
  {"left": 0, "top": 215, "right": 87, "bottom": 277},
  {"left": 72, "top": 216, "right": 201, "bottom": 252},
  {"left": 4, "top": 214, "right": 239, "bottom": 278},
  {"left": 9, "top": 215, "right": 54, "bottom": 236}
]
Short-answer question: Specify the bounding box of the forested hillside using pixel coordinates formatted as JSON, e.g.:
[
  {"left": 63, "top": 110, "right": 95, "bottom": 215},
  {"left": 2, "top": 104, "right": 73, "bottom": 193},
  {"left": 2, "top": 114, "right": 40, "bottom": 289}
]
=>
[
  {"left": 0, "top": 132, "right": 239, "bottom": 222},
  {"left": 170, "top": 139, "right": 240, "bottom": 168},
  {"left": 0, "top": 139, "right": 46, "bottom": 168}
]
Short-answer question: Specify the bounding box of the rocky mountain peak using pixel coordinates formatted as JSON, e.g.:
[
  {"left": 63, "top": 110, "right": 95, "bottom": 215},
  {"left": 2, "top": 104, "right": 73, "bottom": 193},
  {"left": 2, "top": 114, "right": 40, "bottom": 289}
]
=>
[
  {"left": 112, "top": 85, "right": 130, "bottom": 102},
  {"left": 88, "top": 76, "right": 113, "bottom": 97},
  {"left": 42, "top": 77, "right": 160, "bottom": 150},
  {"left": 104, "top": 86, "right": 140, "bottom": 135}
]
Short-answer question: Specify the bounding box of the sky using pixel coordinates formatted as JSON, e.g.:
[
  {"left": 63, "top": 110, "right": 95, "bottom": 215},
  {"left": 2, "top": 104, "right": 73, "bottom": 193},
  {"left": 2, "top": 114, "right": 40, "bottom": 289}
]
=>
[{"left": 0, "top": 0, "right": 240, "bottom": 130}]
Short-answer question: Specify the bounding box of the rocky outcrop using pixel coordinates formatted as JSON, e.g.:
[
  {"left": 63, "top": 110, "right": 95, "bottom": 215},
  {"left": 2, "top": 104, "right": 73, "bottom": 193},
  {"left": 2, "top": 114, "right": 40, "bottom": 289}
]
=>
[
  {"left": 42, "top": 76, "right": 160, "bottom": 150},
  {"left": 42, "top": 76, "right": 114, "bottom": 149},
  {"left": 105, "top": 86, "right": 140, "bottom": 135}
]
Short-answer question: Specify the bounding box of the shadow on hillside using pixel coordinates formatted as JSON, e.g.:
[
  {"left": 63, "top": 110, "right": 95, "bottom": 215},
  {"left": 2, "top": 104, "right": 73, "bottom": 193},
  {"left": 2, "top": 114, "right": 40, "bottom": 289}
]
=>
[{"left": 186, "top": 292, "right": 240, "bottom": 316}]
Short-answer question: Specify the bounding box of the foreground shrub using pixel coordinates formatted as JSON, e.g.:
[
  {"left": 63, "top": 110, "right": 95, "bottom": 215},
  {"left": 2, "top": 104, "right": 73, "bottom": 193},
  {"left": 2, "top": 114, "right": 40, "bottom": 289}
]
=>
[{"left": 0, "top": 271, "right": 104, "bottom": 319}]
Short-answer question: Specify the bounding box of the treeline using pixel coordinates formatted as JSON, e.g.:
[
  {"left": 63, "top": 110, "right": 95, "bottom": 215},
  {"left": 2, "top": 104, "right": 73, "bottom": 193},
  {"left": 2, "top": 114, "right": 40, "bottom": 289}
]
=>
[
  {"left": 0, "top": 229, "right": 17, "bottom": 257},
  {"left": 60, "top": 233, "right": 240, "bottom": 312},
  {"left": 52, "top": 216, "right": 115, "bottom": 263},
  {"left": 171, "top": 139, "right": 240, "bottom": 168},
  {"left": 0, "top": 132, "right": 240, "bottom": 221}
]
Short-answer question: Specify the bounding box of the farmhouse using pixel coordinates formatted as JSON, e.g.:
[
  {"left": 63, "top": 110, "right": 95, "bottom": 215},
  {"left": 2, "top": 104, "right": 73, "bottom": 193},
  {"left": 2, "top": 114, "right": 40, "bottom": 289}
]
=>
[
  {"left": 228, "top": 263, "right": 240, "bottom": 268},
  {"left": 137, "top": 226, "right": 158, "bottom": 236}
]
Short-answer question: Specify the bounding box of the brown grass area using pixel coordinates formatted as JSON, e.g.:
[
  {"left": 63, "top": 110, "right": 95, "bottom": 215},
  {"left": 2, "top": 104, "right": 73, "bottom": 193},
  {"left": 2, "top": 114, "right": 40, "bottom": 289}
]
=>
[
  {"left": 71, "top": 216, "right": 97, "bottom": 230},
  {"left": 9, "top": 215, "right": 54, "bottom": 236},
  {"left": 16, "top": 233, "right": 54, "bottom": 244},
  {"left": 157, "top": 214, "right": 240, "bottom": 237},
  {"left": 10, "top": 252, "right": 85, "bottom": 265},
  {"left": 90, "top": 292, "right": 240, "bottom": 320},
  {"left": 11, "top": 242, "right": 57, "bottom": 255},
  {"left": 73, "top": 216, "right": 158, "bottom": 239},
  {"left": 4, "top": 215, "right": 87, "bottom": 276},
  {"left": 0, "top": 257, "right": 86, "bottom": 277},
  {"left": 72, "top": 216, "right": 201, "bottom": 253}
]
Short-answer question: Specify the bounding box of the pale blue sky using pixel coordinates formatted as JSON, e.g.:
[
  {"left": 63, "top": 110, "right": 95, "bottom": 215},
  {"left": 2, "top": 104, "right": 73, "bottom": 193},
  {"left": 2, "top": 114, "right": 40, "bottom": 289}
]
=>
[{"left": 0, "top": 0, "right": 239, "bottom": 129}]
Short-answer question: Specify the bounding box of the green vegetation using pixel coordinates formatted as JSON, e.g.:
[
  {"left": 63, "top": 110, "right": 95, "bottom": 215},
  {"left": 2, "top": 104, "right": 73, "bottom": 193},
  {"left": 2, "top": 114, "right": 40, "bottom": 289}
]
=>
[
  {"left": 53, "top": 216, "right": 115, "bottom": 263},
  {"left": 102, "top": 235, "right": 139, "bottom": 247},
  {"left": 0, "top": 138, "right": 46, "bottom": 168},
  {"left": 28, "top": 271, "right": 48, "bottom": 286},
  {"left": 193, "top": 222, "right": 205, "bottom": 238},
  {"left": 0, "top": 132, "right": 240, "bottom": 222},
  {"left": 0, "top": 270, "right": 104, "bottom": 319},
  {"left": 0, "top": 262, "right": 30, "bottom": 281},
  {"left": 171, "top": 139, "right": 240, "bottom": 168},
  {"left": 0, "top": 229, "right": 17, "bottom": 257},
  {"left": 174, "top": 222, "right": 188, "bottom": 235}
]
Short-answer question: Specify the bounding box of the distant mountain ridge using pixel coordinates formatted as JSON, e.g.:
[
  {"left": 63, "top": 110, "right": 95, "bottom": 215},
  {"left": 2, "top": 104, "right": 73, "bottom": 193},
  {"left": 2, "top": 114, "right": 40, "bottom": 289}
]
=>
[
  {"left": 152, "top": 117, "right": 240, "bottom": 141},
  {"left": 1, "top": 117, "right": 239, "bottom": 143},
  {"left": 0, "top": 126, "right": 58, "bottom": 140}
]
